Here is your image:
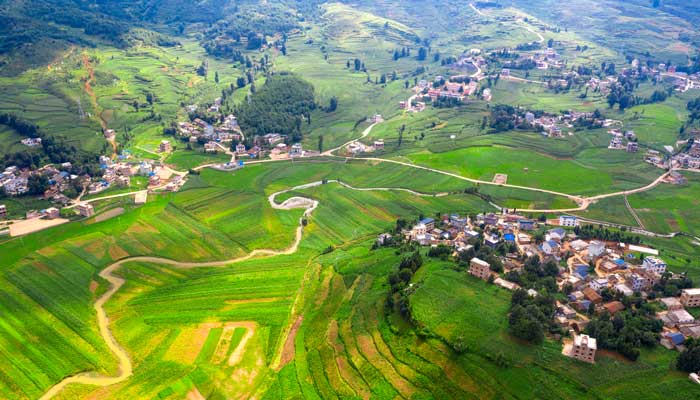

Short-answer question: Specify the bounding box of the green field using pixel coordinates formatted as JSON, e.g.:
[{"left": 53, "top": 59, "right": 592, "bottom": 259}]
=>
[
  {"left": 628, "top": 172, "right": 700, "bottom": 235},
  {"left": 402, "top": 142, "right": 661, "bottom": 196},
  {"left": 1, "top": 159, "right": 698, "bottom": 398},
  {"left": 2, "top": 0, "right": 700, "bottom": 399}
]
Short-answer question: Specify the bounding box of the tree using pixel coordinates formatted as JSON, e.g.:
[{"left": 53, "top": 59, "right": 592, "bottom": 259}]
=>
[
  {"left": 397, "top": 124, "right": 405, "bottom": 147},
  {"left": 196, "top": 60, "right": 208, "bottom": 77},
  {"left": 318, "top": 135, "right": 324, "bottom": 153},
  {"left": 417, "top": 47, "right": 427, "bottom": 61},
  {"left": 328, "top": 97, "right": 338, "bottom": 112},
  {"left": 236, "top": 74, "right": 316, "bottom": 141},
  {"left": 678, "top": 339, "right": 700, "bottom": 372},
  {"left": 27, "top": 174, "right": 49, "bottom": 195},
  {"left": 214, "top": 71, "right": 219, "bottom": 84},
  {"left": 236, "top": 77, "right": 247, "bottom": 88}
]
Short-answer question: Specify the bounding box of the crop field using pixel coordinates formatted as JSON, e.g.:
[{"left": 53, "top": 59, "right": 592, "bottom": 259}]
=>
[
  {"left": 0, "top": 156, "right": 698, "bottom": 398},
  {"left": 165, "top": 150, "right": 231, "bottom": 171},
  {"left": 0, "top": 38, "right": 247, "bottom": 160},
  {"left": 511, "top": 0, "right": 696, "bottom": 64},
  {"left": 0, "top": 125, "right": 24, "bottom": 155},
  {"left": 402, "top": 143, "right": 661, "bottom": 196},
  {"left": 623, "top": 101, "right": 686, "bottom": 150},
  {"left": 573, "top": 196, "right": 639, "bottom": 227},
  {"left": 2, "top": 0, "right": 700, "bottom": 399},
  {"left": 628, "top": 172, "right": 700, "bottom": 236}
]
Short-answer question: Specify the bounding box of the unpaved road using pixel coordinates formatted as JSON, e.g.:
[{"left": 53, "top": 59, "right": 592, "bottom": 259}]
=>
[
  {"left": 40, "top": 180, "right": 466, "bottom": 399},
  {"left": 40, "top": 184, "right": 317, "bottom": 399}
]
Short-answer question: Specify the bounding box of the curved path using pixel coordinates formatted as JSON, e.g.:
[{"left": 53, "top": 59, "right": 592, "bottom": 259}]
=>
[
  {"left": 323, "top": 122, "right": 379, "bottom": 156},
  {"left": 40, "top": 183, "right": 319, "bottom": 399},
  {"left": 40, "top": 180, "right": 467, "bottom": 399}
]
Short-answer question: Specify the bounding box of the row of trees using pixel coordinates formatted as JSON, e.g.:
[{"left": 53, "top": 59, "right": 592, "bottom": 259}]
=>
[{"left": 386, "top": 248, "right": 424, "bottom": 320}]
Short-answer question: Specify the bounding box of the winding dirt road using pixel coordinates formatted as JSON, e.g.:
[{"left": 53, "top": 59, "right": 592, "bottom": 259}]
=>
[{"left": 40, "top": 179, "right": 470, "bottom": 399}]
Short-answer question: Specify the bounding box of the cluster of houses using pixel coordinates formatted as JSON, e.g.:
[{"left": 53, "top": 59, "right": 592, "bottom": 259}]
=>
[
  {"left": 527, "top": 110, "right": 606, "bottom": 138},
  {"left": 0, "top": 166, "right": 29, "bottom": 196},
  {"left": 586, "top": 76, "right": 618, "bottom": 95},
  {"left": 381, "top": 210, "right": 700, "bottom": 366},
  {"left": 670, "top": 141, "right": 700, "bottom": 170},
  {"left": 1, "top": 163, "right": 78, "bottom": 204},
  {"left": 20, "top": 137, "right": 42, "bottom": 147},
  {"left": 644, "top": 149, "right": 666, "bottom": 168},
  {"left": 177, "top": 113, "right": 242, "bottom": 145},
  {"left": 497, "top": 47, "right": 564, "bottom": 73},
  {"left": 532, "top": 47, "right": 564, "bottom": 70},
  {"left": 607, "top": 129, "right": 638, "bottom": 152},
  {"left": 412, "top": 76, "right": 482, "bottom": 103}
]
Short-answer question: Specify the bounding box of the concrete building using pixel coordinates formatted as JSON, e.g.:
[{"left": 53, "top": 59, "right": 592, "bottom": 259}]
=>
[
  {"left": 542, "top": 240, "right": 560, "bottom": 255},
  {"left": 138, "top": 162, "right": 153, "bottom": 176},
  {"left": 204, "top": 142, "right": 219, "bottom": 153},
  {"left": 469, "top": 257, "right": 491, "bottom": 280},
  {"left": 642, "top": 256, "right": 667, "bottom": 274},
  {"left": 681, "top": 288, "right": 700, "bottom": 308},
  {"left": 290, "top": 143, "right": 303, "bottom": 157},
  {"left": 159, "top": 140, "right": 172, "bottom": 153},
  {"left": 420, "top": 218, "right": 435, "bottom": 231},
  {"left": 76, "top": 203, "right": 95, "bottom": 218},
  {"left": 559, "top": 215, "right": 578, "bottom": 227},
  {"left": 570, "top": 334, "right": 597, "bottom": 363},
  {"left": 660, "top": 297, "right": 684, "bottom": 311},
  {"left": 668, "top": 309, "right": 695, "bottom": 326},
  {"left": 588, "top": 240, "right": 606, "bottom": 258},
  {"left": 45, "top": 207, "right": 60, "bottom": 219},
  {"left": 0, "top": 204, "right": 6, "bottom": 218}
]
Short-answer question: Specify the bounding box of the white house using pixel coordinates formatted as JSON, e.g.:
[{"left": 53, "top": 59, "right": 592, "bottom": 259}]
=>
[
  {"left": 590, "top": 278, "right": 609, "bottom": 292},
  {"left": 559, "top": 215, "right": 578, "bottom": 227},
  {"left": 615, "top": 283, "right": 634, "bottom": 297},
  {"left": 642, "top": 256, "right": 667, "bottom": 274},
  {"left": 542, "top": 240, "right": 560, "bottom": 255},
  {"left": 588, "top": 240, "right": 606, "bottom": 258}
]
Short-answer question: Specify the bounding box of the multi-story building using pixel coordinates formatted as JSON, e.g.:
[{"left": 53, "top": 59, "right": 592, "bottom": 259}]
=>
[
  {"left": 642, "top": 256, "right": 667, "bottom": 274},
  {"left": 681, "top": 288, "right": 700, "bottom": 308},
  {"left": 469, "top": 257, "right": 491, "bottom": 280},
  {"left": 76, "top": 203, "right": 95, "bottom": 218},
  {"left": 588, "top": 240, "right": 606, "bottom": 258},
  {"left": 159, "top": 140, "right": 172, "bottom": 153},
  {"left": 570, "top": 334, "right": 597, "bottom": 363},
  {"left": 559, "top": 215, "right": 578, "bottom": 227}
]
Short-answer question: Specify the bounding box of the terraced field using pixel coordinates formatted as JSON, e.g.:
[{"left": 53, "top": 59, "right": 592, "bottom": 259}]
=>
[{"left": 1, "top": 158, "right": 698, "bottom": 399}]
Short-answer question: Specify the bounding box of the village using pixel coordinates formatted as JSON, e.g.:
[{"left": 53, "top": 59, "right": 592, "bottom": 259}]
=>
[
  {"left": 0, "top": 102, "right": 327, "bottom": 236},
  {"left": 378, "top": 211, "right": 700, "bottom": 371}
]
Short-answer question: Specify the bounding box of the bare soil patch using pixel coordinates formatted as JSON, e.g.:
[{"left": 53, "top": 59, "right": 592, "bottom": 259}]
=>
[
  {"left": 278, "top": 316, "right": 303, "bottom": 369},
  {"left": 93, "top": 207, "right": 125, "bottom": 223},
  {"left": 9, "top": 218, "right": 69, "bottom": 237},
  {"left": 492, "top": 173, "right": 508, "bottom": 185}
]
